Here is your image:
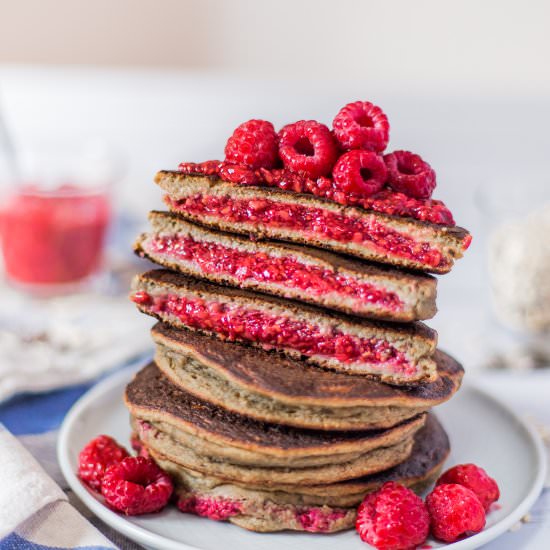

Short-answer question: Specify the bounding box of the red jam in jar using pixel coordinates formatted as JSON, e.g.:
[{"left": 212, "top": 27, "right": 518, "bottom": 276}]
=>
[{"left": 0, "top": 185, "right": 111, "bottom": 285}]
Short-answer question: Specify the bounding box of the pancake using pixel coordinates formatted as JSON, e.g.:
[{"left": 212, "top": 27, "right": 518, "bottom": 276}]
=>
[
  {"left": 131, "top": 269, "right": 438, "bottom": 385},
  {"left": 137, "top": 422, "right": 415, "bottom": 485},
  {"left": 135, "top": 210, "right": 438, "bottom": 322},
  {"left": 156, "top": 171, "right": 470, "bottom": 274},
  {"left": 131, "top": 415, "right": 422, "bottom": 469},
  {"left": 152, "top": 323, "right": 463, "bottom": 430},
  {"left": 125, "top": 363, "right": 425, "bottom": 483},
  {"left": 135, "top": 415, "right": 449, "bottom": 533}
]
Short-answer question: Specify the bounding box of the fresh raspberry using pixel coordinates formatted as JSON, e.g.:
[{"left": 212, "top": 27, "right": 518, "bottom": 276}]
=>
[
  {"left": 332, "top": 150, "right": 387, "bottom": 197},
  {"left": 224, "top": 120, "right": 278, "bottom": 169},
  {"left": 355, "top": 482, "right": 429, "bottom": 550},
  {"left": 426, "top": 483, "right": 486, "bottom": 543},
  {"left": 101, "top": 456, "right": 173, "bottom": 515},
  {"left": 278, "top": 120, "right": 338, "bottom": 179},
  {"left": 78, "top": 435, "right": 129, "bottom": 491},
  {"left": 218, "top": 164, "right": 261, "bottom": 185},
  {"left": 437, "top": 464, "right": 500, "bottom": 511},
  {"left": 384, "top": 150, "right": 436, "bottom": 199},
  {"left": 333, "top": 101, "right": 389, "bottom": 152}
]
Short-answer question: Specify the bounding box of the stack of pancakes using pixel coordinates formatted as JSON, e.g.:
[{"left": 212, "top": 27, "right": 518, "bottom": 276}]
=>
[{"left": 126, "top": 170, "right": 470, "bottom": 533}]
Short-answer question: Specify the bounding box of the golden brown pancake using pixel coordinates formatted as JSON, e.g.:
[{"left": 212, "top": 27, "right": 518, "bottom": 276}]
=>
[
  {"left": 152, "top": 323, "right": 463, "bottom": 430},
  {"left": 134, "top": 415, "right": 449, "bottom": 533}
]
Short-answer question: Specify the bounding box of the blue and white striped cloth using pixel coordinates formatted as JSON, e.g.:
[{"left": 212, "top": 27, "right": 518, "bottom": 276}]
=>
[{"left": 0, "top": 365, "right": 146, "bottom": 550}]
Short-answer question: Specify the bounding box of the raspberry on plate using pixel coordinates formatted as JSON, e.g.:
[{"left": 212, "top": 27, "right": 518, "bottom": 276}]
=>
[
  {"left": 278, "top": 120, "right": 338, "bottom": 179},
  {"left": 101, "top": 456, "right": 173, "bottom": 515},
  {"left": 333, "top": 101, "right": 389, "bottom": 152},
  {"left": 437, "top": 463, "right": 500, "bottom": 511},
  {"left": 426, "top": 483, "right": 486, "bottom": 543},
  {"left": 78, "top": 435, "right": 129, "bottom": 491},
  {"left": 332, "top": 150, "right": 387, "bottom": 197},
  {"left": 384, "top": 150, "right": 436, "bottom": 199},
  {"left": 355, "top": 481, "right": 429, "bottom": 550},
  {"left": 224, "top": 119, "right": 278, "bottom": 170}
]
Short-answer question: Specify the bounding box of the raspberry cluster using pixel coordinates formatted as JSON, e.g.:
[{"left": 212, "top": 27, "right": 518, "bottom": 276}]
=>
[
  {"left": 355, "top": 463, "right": 500, "bottom": 549},
  {"left": 78, "top": 435, "right": 173, "bottom": 516},
  {"left": 183, "top": 101, "right": 439, "bottom": 205}
]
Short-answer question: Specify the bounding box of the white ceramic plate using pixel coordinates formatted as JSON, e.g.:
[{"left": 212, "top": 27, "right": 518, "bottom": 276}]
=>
[{"left": 58, "top": 361, "right": 547, "bottom": 550}]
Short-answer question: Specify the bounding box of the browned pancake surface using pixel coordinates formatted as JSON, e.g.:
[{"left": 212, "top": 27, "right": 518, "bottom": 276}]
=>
[
  {"left": 351, "top": 414, "right": 449, "bottom": 486},
  {"left": 152, "top": 323, "right": 462, "bottom": 407},
  {"left": 125, "top": 363, "right": 425, "bottom": 452}
]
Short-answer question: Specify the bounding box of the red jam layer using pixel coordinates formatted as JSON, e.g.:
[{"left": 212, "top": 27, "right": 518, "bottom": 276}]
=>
[
  {"left": 167, "top": 194, "right": 447, "bottom": 269},
  {"left": 131, "top": 292, "right": 412, "bottom": 374},
  {"left": 178, "top": 161, "right": 455, "bottom": 226},
  {"left": 295, "top": 507, "right": 349, "bottom": 533},
  {"left": 178, "top": 496, "right": 242, "bottom": 521},
  {"left": 148, "top": 235, "right": 403, "bottom": 311},
  {"left": 177, "top": 495, "right": 348, "bottom": 532}
]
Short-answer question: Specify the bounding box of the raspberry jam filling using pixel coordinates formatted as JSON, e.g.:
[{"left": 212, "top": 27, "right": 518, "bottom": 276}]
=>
[
  {"left": 178, "top": 161, "right": 455, "bottom": 226},
  {"left": 131, "top": 291, "right": 413, "bottom": 373},
  {"left": 295, "top": 507, "right": 349, "bottom": 533},
  {"left": 178, "top": 496, "right": 242, "bottom": 521},
  {"left": 167, "top": 194, "right": 447, "bottom": 269},
  {"left": 177, "top": 495, "right": 349, "bottom": 531},
  {"left": 147, "top": 235, "right": 403, "bottom": 311}
]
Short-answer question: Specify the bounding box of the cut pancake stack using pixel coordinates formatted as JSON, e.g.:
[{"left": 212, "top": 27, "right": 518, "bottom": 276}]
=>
[{"left": 127, "top": 169, "right": 470, "bottom": 533}]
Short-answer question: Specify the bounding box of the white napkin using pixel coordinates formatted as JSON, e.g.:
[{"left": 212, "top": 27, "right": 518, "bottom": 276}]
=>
[{"left": 0, "top": 426, "right": 115, "bottom": 548}]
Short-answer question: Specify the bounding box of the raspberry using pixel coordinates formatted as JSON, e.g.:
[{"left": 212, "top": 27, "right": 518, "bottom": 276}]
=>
[
  {"left": 437, "top": 464, "right": 500, "bottom": 511},
  {"left": 224, "top": 120, "right": 278, "bottom": 169},
  {"left": 333, "top": 101, "right": 389, "bottom": 152},
  {"left": 332, "top": 151, "right": 387, "bottom": 197},
  {"left": 426, "top": 484, "right": 486, "bottom": 543},
  {"left": 78, "top": 435, "right": 129, "bottom": 491},
  {"left": 355, "top": 482, "right": 429, "bottom": 550},
  {"left": 278, "top": 120, "right": 338, "bottom": 179},
  {"left": 384, "top": 150, "right": 436, "bottom": 199},
  {"left": 101, "top": 456, "right": 173, "bottom": 515}
]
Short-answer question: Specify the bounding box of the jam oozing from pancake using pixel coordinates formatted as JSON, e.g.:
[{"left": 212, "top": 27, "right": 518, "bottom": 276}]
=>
[
  {"left": 177, "top": 495, "right": 242, "bottom": 521},
  {"left": 146, "top": 234, "right": 404, "bottom": 311},
  {"left": 295, "top": 507, "right": 349, "bottom": 532},
  {"left": 131, "top": 291, "right": 415, "bottom": 375},
  {"left": 166, "top": 194, "right": 449, "bottom": 269}
]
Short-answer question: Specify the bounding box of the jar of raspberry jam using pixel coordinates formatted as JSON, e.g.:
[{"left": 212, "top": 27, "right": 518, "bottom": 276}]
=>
[
  {"left": 0, "top": 185, "right": 110, "bottom": 287},
  {"left": 0, "top": 146, "right": 115, "bottom": 290}
]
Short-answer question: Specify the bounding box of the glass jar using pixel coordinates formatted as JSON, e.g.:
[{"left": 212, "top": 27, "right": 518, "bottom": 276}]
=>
[{"left": 0, "top": 143, "right": 119, "bottom": 292}]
